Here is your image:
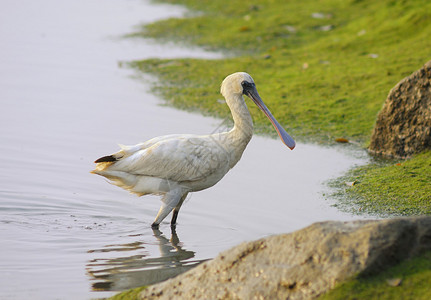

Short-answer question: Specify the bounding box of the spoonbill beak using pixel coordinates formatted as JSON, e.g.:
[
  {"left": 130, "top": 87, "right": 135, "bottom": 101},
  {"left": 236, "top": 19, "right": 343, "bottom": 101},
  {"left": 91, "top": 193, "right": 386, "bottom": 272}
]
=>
[{"left": 243, "top": 83, "right": 296, "bottom": 150}]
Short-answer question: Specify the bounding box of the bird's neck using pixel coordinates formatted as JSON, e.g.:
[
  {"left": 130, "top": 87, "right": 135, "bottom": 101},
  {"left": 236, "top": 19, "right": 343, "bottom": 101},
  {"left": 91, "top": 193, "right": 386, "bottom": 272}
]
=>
[
  {"left": 228, "top": 93, "right": 253, "bottom": 143},
  {"left": 219, "top": 94, "right": 253, "bottom": 168}
]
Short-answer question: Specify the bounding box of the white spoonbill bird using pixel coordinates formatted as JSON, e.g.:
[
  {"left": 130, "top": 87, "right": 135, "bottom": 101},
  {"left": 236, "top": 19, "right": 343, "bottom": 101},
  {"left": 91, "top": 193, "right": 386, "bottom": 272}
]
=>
[{"left": 92, "top": 72, "right": 295, "bottom": 227}]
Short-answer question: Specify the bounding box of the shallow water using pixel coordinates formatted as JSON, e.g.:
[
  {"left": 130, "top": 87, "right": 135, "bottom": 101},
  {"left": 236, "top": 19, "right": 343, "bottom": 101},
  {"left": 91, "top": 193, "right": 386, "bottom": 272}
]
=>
[{"left": 0, "top": 0, "right": 370, "bottom": 299}]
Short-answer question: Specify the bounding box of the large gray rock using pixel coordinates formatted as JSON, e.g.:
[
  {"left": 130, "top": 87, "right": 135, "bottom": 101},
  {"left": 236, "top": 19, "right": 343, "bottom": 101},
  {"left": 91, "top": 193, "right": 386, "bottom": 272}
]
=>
[
  {"left": 369, "top": 60, "right": 431, "bottom": 158},
  {"left": 139, "top": 217, "right": 431, "bottom": 300}
]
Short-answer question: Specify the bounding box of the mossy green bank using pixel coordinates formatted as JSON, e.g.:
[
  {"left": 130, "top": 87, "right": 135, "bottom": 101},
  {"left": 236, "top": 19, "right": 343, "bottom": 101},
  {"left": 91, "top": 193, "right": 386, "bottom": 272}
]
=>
[
  {"left": 331, "top": 150, "right": 431, "bottom": 216},
  {"left": 319, "top": 251, "right": 431, "bottom": 300},
  {"left": 108, "top": 286, "right": 146, "bottom": 300},
  {"left": 129, "top": 0, "right": 431, "bottom": 214}
]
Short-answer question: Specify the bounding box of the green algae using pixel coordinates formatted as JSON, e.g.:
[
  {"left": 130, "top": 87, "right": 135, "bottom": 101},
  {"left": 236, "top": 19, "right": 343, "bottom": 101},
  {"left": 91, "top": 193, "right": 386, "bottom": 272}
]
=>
[{"left": 319, "top": 251, "right": 431, "bottom": 300}]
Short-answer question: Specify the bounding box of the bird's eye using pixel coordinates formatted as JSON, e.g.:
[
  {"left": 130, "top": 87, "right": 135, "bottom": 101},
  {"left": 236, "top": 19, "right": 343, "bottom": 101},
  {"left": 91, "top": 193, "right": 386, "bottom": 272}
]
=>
[{"left": 241, "top": 81, "right": 253, "bottom": 89}]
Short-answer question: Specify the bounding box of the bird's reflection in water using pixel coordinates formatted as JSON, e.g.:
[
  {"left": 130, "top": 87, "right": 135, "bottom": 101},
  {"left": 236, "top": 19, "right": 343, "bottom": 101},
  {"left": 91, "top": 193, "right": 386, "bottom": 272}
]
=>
[{"left": 87, "top": 227, "right": 206, "bottom": 291}]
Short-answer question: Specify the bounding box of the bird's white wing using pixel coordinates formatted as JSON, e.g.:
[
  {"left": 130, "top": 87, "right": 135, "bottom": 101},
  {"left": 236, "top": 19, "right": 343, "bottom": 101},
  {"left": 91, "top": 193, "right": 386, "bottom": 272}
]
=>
[
  {"left": 118, "top": 134, "right": 195, "bottom": 155},
  {"left": 109, "top": 135, "right": 231, "bottom": 182}
]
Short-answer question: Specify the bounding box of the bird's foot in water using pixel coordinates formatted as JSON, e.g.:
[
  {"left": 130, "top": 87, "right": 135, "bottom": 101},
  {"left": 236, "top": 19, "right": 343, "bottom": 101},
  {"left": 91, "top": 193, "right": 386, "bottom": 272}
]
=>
[
  {"left": 151, "top": 221, "right": 178, "bottom": 229},
  {"left": 151, "top": 222, "right": 177, "bottom": 229}
]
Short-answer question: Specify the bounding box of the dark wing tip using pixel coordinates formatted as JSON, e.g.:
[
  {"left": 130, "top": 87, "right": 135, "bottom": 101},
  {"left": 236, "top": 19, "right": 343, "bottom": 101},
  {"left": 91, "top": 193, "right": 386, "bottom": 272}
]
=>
[{"left": 94, "top": 155, "right": 117, "bottom": 163}]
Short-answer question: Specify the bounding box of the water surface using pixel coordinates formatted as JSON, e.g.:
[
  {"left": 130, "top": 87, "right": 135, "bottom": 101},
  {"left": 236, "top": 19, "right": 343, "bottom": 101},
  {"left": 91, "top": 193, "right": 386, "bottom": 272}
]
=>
[{"left": 0, "top": 0, "right": 369, "bottom": 299}]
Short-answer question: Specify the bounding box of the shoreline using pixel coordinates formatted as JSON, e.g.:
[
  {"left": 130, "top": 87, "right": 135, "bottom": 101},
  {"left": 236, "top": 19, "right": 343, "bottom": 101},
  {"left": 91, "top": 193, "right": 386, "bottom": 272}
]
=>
[{"left": 128, "top": 0, "right": 431, "bottom": 217}]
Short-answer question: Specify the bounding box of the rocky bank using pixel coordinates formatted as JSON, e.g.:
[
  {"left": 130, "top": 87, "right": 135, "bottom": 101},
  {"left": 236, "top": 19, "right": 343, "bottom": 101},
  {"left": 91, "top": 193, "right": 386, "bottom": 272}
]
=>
[{"left": 138, "top": 216, "right": 431, "bottom": 299}]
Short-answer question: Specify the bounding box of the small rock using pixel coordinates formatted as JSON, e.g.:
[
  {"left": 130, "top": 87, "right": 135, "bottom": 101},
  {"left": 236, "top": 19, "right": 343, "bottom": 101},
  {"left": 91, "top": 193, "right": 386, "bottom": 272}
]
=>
[
  {"left": 284, "top": 25, "right": 297, "bottom": 33},
  {"left": 357, "top": 29, "right": 367, "bottom": 36},
  {"left": 311, "top": 12, "right": 330, "bottom": 19},
  {"left": 316, "top": 25, "right": 334, "bottom": 32},
  {"left": 386, "top": 278, "right": 402, "bottom": 287}
]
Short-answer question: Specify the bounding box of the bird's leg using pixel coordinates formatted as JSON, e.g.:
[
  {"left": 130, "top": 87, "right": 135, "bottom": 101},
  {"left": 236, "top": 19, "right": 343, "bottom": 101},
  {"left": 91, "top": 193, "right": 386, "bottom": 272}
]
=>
[
  {"left": 170, "top": 193, "right": 188, "bottom": 226},
  {"left": 171, "top": 210, "right": 179, "bottom": 227},
  {"left": 152, "top": 203, "right": 173, "bottom": 228},
  {"left": 152, "top": 191, "right": 184, "bottom": 227}
]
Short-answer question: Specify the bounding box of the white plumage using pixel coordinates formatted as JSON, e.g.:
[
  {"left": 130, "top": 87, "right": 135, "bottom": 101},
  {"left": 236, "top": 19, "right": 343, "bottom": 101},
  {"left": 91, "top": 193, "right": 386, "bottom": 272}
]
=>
[{"left": 92, "top": 72, "right": 295, "bottom": 227}]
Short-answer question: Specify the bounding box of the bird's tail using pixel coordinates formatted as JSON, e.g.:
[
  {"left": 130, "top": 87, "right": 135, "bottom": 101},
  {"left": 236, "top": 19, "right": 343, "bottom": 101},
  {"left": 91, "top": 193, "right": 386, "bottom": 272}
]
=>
[
  {"left": 94, "top": 155, "right": 117, "bottom": 163},
  {"left": 92, "top": 146, "right": 128, "bottom": 171}
]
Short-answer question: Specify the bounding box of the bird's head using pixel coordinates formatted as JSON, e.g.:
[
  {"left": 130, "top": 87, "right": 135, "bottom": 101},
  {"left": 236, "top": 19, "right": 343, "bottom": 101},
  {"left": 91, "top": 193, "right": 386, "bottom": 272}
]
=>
[
  {"left": 220, "top": 72, "right": 255, "bottom": 97},
  {"left": 220, "top": 72, "right": 296, "bottom": 150}
]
